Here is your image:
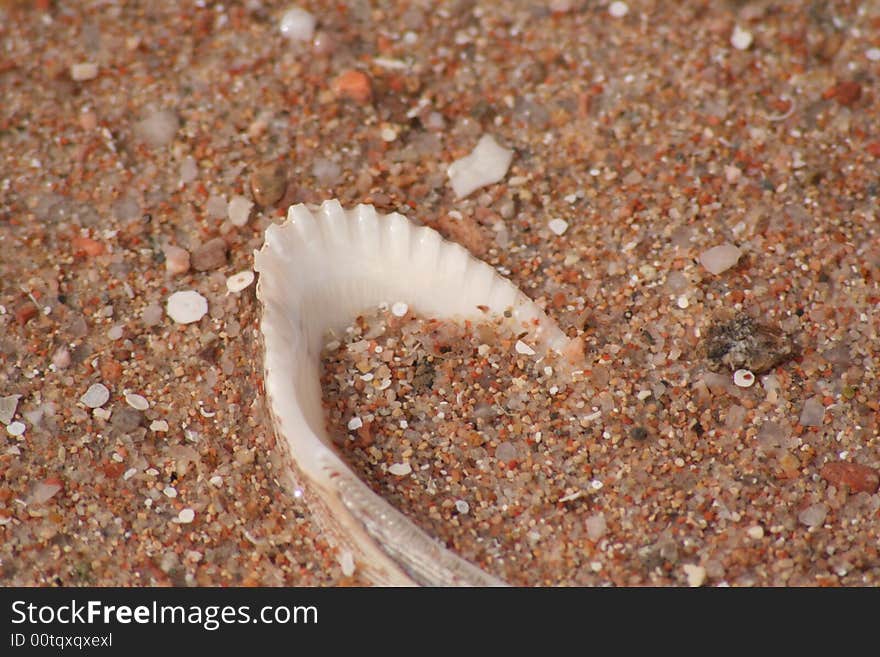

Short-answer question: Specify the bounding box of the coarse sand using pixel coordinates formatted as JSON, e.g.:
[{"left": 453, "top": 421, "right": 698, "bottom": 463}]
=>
[{"left": 1, "top": 1, "right": 878, "bottom": 586}]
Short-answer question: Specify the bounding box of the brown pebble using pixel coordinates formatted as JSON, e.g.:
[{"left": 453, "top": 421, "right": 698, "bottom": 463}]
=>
[
  {"left": 825, "top": 80, "right": 862, "bottom": 107},
  {"left": 15, "top": 302, "right": 38, "bottom": 326},
  {"left": 100, "top": 358, "right": 123, "bottom": 383},
  {"left": 71, "top": 236, "right": 105, "bottom": 257},
  {"left": 249, "top": 162, "right": 288, "bottom": 207},
  {"left": 333, "top": 70, "right": 372, "bottom": 104},
  {"left": 163, "top": 245, "right": 190, "bottom": 276},
  {"left": 191, "top": 237, "right": 228, "bottom": 271},
  {"left": 820, "top": 462, "right": 880, "bottom": 494}
]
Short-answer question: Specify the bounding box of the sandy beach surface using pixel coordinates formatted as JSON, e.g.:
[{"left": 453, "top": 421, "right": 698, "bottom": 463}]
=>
[{"left": 2, "top": 1, "right": 879, "bottom": 586}]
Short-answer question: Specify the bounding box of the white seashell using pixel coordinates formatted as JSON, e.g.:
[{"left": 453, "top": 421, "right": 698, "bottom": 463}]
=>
[{"left": 254, "top": 200, "right": 569, "bottom": 586}]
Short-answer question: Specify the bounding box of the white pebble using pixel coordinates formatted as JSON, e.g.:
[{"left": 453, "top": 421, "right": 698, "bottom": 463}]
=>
[
  {"left": 548, "top": 218, "right": 569, "bottom": 236},
  {"left": 609, "top": 1, "right": 628, "bottom": 18},
  {"left": 590, "top": 479, "right": 604, "bottom": 491},
  {"left": 388, "top": 462, "right": 411, "bottom": 476},
  {"left": 163, "top": 486, "right": 178, "bottom": 498},
  {"left": 107, "top": 325, "right": 124, "bottom": 340},
  {"left": 123, "top": 468, "right": 137, "bottom": 481},
  {"left": 731, "top": 25, "right": 753, "bottom": 51},
  {"left": 515, "top": 340, "right": 536, "bottom": 356},
  {"left": 798, "top": 503, "right": 827, "bottom": 528},
  {"left": 867, "top": 48, "right": 880, "bottom": 62},
  {"left": 733, "top": 369, "right": 755, "bottom": 388},
  {"left": 6, "top": 421, "right": 25, "bottom": 437},
  {"left": 150, "top": 419, "right": 169, "bottom": 432},
  {"left": 447, "top": 134, "right": 513, "bottom": 198},
  {"left": 226, "top": 270, "right": 255, "bottom": 294},
  {"left": 93, "top": 407, "right": 111, "bottom": 420},
  {"left": 683, "top": 564, "right": 707, "bottom": 587},
  {"left": 454, "top": 499, "right": 470, "bottom": 514},
  {"left": 676, "top": 295, "right": 689, "bottom": 309},
  {"left": 699, "top": 242, "right": 742, "bottom": 275},
  {"left": 585, "top": 513, "right": 607, "bottom": 540},
  {"left": 134, "top": 109, "right": 180, "bottom": 149},
  {"left": 280, "top": 7, "right": 316, "bottom": 42},
  {"left": 176, "top": 508, "right": 195, "bottom": 524},
  {"left": 209, "top": 475, "right": 223, "bottom": 487},
  {"left": 80, "top": 383, "right": 110, "bottom": 408},
  {"left": 380, "top": 126, "right": 397, "bottom": 142},
  {"left": 124, "top": 392, "right": 149, "bottom": 411},
  {"left": 747, "top": 525, "right": 764, "bottom": 540},
  {"left": 227, "top": 195, "right": 253, "bottom": 227},
  {"left": 391, "top": 301, "right": 409, "bottom": 317},
  {"left": 347, "top": 416, "right": 363, "bottom": 431},
  {"left": 339, "top": 550, "right": 356, "bottom": 577},
  {"left": 70, "top": 62, "right": 99, "bottom": 81},
  {"left": 166, "top": 290, "right": 208, "bottom": 324}
]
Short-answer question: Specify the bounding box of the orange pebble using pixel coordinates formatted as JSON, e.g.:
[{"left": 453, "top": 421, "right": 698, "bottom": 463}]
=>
[{"left": 333, "top": 70, "right": 372, "bottom": 104}]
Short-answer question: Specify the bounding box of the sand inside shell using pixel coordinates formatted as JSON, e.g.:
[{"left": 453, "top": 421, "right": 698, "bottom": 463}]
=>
[{"left": 321, "top": 305, "right": 880, "bottom": 586}]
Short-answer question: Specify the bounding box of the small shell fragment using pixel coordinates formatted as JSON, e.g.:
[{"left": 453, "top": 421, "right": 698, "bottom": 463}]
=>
[
  {"left": 391, "top": 301, "right": 409, "bottom": 317},
  {"left": 699, "top": 243, "right": 742, "bottom": 275},
  {"left": 515, "top": 340, "right": 536, "bottom": 356},
  {"left": 227, "top": 195, "right": 253, "bottom": 227},
  {"left": 166, "top": 290, "right": 208, "bottom": 324},
  {"left": 279, "top": 7, "right": 315, "bottom": 42},
  {"left": 388, "top": 462, "right": 412, "bottom": 476},
  {"left": 226, "top": 270, "right": 256, "bottom": 294},
  {"left": 80, "top": 383, "right": 110, "bottom": 408},
  {"left": 447, "top": 134, "right": 513, "bottom": 198},
  {"left": 733, "top": 369, "right": 755, "bottom": 387},
  {"left": 176, "top": 508, "right": 195, "bottom": 524},
  {"left": 70, "top": 62, "right": 99, "bottom": 81},
  {"left": 609, "top": 1, "right": 629, "bottom": 18},
  {"left": 548, "top": 218, "right": 569, "bottom": 236},
  {"left": 6, "top": 421, "right": 25, "bottom": 437},
  {"left": 125, "top": 392, "right": 150, "bottom": 410},
  {"left": 731, "top": 25, "right": 753, "bottom": 51}
]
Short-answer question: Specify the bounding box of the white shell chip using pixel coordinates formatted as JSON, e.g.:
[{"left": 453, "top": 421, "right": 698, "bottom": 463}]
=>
[
  {"left": 699, "top": 242, "right": 742, "bottom": 275},
  {"left": 80, "top": 383, "right": 110, "bottom": 408},
  {"left": 548, "top": 218, "right": 569, "bottom": 236},
  {"left": 733, "top": 369, "right": 755, "bottom": 388},
  {"left": 388, "top": 462, "right": 412, "bottom": 476},
  {"left": 166, "top": 290, "right": 208, "bottom": 324},
  {"left": 731, "top": 26, "right": 753, "bottom": 51},
  {"left": 447, "top": 134, "right": 513, "bottom": 198},
  {"left": 609, "top": 1, "right": 629, "bottom": 18},
  {"left": 226, "top": 270, "right": 255, "bottom": 294},
  {"left": 125, "top": 392, "right": 150, "bottom": 411},
  {"left": 391, "top": 301, "right": 409, "bottom": 317},
  {"left": 515, "top": 340, "right": 536, "bottom": 356},
  {"left": 279, "top": 7, "right": 316, "bottom": 42},
  {"left": 6, "top": 421, "right": 25, "bottom": 437},
  {"left": 176, "top": 508, "right": 195, "bottom": 524},
  {"left": 227, "top": 195, "right": 253, "bottom": 227}
]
